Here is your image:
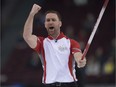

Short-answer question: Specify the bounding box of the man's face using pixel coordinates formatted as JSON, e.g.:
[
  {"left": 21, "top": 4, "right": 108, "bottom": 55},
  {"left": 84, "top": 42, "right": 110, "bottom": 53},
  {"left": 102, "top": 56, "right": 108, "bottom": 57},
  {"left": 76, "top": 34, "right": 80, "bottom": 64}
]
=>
[{"left": 45, "top": 13, "right": 62, "bottom": 36}]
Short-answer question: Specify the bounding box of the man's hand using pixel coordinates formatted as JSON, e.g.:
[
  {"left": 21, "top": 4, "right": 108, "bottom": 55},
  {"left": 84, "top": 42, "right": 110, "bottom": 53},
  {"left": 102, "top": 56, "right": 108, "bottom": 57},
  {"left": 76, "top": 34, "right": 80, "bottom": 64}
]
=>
[
  {"left": 74, "top": 52, "right": 86, "bottom": 68},
  {"left": 77, "top": 58, "right": 86, "bottom": 68},
  {"left": 30, "top": 4, "right": 41, "bottom": 15}
]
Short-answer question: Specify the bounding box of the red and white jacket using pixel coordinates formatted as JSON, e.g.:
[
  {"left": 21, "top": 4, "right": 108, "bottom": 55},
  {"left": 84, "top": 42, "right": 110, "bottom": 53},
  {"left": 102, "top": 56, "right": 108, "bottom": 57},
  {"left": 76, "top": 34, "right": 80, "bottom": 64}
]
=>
[{"left": 34, "top": 32, "right": 81, "bottom": 84}]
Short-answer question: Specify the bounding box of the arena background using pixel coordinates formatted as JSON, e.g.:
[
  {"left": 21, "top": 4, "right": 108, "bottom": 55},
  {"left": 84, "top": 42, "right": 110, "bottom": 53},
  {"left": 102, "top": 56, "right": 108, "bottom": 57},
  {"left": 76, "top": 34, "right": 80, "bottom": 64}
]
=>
[{"left": 1, "top": 0, "right": 115, "bottom": 87}]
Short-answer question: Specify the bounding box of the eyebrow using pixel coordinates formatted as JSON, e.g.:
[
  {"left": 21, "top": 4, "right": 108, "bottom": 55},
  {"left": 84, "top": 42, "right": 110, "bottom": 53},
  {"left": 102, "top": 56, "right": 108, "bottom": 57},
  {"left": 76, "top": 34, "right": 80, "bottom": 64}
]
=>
[{"left": 45, "top": 18, "right": 57, "bottom": 21}]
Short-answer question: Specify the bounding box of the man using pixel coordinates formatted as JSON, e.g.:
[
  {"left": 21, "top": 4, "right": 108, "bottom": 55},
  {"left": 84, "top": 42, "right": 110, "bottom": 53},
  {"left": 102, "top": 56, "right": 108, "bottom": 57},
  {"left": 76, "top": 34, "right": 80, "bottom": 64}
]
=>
[{"left": 23, "top": 4, "right": 86, "bottom": 87}]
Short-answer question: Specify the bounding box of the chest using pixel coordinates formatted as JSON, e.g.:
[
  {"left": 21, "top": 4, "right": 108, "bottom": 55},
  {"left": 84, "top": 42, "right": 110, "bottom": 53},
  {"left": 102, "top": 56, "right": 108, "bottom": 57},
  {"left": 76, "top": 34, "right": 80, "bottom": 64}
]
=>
[{"left": 44, "top": 38, "right": 71, "bottom": 54}]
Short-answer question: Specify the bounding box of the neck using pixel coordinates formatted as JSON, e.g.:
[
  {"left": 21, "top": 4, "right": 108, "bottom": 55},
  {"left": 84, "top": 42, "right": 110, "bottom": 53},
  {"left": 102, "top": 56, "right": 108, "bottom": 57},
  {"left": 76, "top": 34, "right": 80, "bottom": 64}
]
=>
[{"left": 50, "top": 32, "right": 60, "bottom": 39}]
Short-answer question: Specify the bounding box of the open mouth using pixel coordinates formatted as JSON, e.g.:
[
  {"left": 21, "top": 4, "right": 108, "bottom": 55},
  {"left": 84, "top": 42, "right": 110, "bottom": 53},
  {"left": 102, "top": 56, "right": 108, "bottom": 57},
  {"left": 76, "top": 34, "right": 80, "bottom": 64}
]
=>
[
  {"left": 49, "top": 27, "right": 54, "bottom": 30},
  {"left": 48, "top": 27, "right": 55, "bottom": 34}
]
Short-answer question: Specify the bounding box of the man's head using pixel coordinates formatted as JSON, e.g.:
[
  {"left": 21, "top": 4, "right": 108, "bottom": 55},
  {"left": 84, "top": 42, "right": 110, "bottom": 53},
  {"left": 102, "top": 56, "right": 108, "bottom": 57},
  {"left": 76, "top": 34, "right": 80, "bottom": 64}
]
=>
[{"left": 44, "top": 10, "right": 62, "bottom": 38}]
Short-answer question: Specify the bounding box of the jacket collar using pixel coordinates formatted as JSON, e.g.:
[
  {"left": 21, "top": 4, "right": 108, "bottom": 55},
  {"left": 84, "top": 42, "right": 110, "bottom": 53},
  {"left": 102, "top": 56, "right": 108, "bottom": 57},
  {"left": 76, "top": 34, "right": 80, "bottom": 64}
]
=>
[{"left": 48, "top": 32, "right": 66, "bottom": 40}]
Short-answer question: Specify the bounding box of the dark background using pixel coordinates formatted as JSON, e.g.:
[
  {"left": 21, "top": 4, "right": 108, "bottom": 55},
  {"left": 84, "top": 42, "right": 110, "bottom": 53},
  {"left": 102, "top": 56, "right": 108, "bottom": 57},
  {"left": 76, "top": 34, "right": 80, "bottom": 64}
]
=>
[{"left": 1, "top": 0, "right": 115, "bottom": 87}]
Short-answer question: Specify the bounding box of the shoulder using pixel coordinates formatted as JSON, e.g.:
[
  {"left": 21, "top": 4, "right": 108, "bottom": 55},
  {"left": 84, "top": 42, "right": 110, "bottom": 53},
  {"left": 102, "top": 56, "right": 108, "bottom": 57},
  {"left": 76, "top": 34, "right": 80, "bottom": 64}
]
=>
[
  {"left": 69, "top": 38, "right": 80, "bottom": 46},
  {"left": 69, "top": 38, "right": 82, "bottom": 53},
  {"left": 37, "top": 36, "right": 45, "bottom": 43}
]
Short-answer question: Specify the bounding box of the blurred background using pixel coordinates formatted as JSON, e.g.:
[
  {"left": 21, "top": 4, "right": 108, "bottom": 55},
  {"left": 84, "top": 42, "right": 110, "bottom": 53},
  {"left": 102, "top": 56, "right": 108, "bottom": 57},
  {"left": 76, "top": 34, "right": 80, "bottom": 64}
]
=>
[{"left": 1, "top": 0, "right": 115, "bottom": 87}]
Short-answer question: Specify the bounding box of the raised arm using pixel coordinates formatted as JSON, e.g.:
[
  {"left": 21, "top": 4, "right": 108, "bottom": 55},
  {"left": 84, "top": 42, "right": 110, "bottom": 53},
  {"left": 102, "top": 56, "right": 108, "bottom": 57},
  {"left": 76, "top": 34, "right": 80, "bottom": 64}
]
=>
[{"left": 23, "top": 4, "right": 41, "bottom": 48}]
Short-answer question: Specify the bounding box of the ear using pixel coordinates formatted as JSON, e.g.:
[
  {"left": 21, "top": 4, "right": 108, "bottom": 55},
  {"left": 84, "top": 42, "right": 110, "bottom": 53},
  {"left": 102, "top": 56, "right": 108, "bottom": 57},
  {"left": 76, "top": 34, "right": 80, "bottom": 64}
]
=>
[{"left": 59, "top": 21, "right": 62, "bottom": 27}]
